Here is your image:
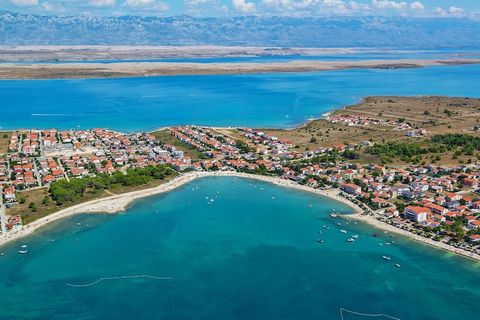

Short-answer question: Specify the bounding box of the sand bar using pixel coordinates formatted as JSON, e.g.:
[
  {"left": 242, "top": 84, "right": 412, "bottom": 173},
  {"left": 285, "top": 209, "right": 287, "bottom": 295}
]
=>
[{"left": 1, "top": 59, "right": 480, "bottom": 79}]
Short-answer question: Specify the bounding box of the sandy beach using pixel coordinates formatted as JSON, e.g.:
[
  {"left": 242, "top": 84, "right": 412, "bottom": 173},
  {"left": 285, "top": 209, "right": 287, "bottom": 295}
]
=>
[
  {"left": 1, "top": 59, "right": 480, "bottom": 79},
  {"left": 1, "top": 171, "right": 479, "bottom": 262},
  {"left": 0, "top": 171, "right": 359, "bottom": 248}
]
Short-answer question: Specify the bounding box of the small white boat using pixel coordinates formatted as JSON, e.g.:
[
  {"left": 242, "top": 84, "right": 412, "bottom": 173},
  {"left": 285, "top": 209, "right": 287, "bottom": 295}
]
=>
[
  {"left": 330, "top": 213, "right": 338, "bottom": 218},
  {"left": 316, "top": 239, "right": 325, "bottom": 243},
  {"left": 395, "top": 264, "right": 401, "bottom": 268},
  {"left": 352, "top": 235, "right": 359, "bottom": 239},
  {"left": 323, "top": 225, "right": 330, "bottom": 230},
  {"left": 382, "top": 256, "right": 391, "bottom": 261},
  {"left": 21, "top": 245, "right": 27, "bottom": 249},
  {"left": 347, "top": 238, "right": 355, "bottom": 243},
  {"left": 340, "top": 230, "right": 347, "bottom": 234},
  {"left": 18, "top": 250, "right": 28, "bottom": 255}
]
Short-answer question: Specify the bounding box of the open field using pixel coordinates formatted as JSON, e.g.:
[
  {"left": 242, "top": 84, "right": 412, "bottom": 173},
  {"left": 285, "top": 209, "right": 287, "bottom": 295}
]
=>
[
  {"left": 261, "top": 96, "right": 480, "bottom": 165},
  {"left": 1, "top": 59, "right": 479, "bottom": 79},
  {"left": 0, "top": 132, "right": 12, "bottom": 154}
]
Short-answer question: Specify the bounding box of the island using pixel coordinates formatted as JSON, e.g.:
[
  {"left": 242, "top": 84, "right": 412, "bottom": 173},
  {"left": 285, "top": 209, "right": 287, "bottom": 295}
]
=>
[{"left": 1, "top": 96, "right": 480, "bottom": 262}]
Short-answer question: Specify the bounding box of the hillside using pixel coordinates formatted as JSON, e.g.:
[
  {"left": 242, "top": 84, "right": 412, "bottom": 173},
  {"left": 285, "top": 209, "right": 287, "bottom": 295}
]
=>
[{"left": 1, "top": 11, "right": 480, "bottom": 47}]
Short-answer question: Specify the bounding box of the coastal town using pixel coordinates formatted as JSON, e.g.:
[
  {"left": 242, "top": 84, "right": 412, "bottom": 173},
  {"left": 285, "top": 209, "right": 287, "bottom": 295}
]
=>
[{"left": 2, "top": 123, "right": 480, "bottom": 259}]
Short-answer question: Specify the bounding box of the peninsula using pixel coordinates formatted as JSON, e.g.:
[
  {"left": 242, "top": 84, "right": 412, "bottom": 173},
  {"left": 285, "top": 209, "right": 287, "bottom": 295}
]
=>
[{"left": 2, "top": 96, "right": 480, "bottom": 262}]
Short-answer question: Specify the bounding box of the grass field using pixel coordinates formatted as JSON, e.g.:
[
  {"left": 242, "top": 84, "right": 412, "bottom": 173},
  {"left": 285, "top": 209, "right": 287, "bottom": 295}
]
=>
[
  {"left": 0, "top": 132, "right": 12, "bottom": 155},
  {"left": 261, "top": 96, "right": 480, "bottom": 165}
]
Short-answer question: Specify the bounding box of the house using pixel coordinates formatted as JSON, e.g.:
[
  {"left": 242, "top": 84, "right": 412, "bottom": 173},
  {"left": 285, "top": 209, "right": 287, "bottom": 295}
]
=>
[
  {"left": 468, "top": 234, "right": 480, "bottom": 243},
  {"left": 3, "top": 187, "right": 16, "bottom": 202},
  {"left": 425, "top": 203, "right": 448, "bottom": 215},
  {"left": 468, "top": 220, "right": 480, "bottom": 230},
  {"left": 342, "top": 183, "right": 362, "bottom": 195},
  {"left": 404, "top": 206, "right": 430, "bottom": 223},
  {"left": 462, "top": 178, "right": 478, "bottom": 189}
]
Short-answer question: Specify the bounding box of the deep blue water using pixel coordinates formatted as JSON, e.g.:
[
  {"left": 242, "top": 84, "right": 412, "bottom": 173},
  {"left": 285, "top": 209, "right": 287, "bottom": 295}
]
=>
[
  {"left": 1, "top": 64, "right": 480, "bottom": 132},
  {"left": 0, "top": 177, "right": 478, "bottom": 319}
]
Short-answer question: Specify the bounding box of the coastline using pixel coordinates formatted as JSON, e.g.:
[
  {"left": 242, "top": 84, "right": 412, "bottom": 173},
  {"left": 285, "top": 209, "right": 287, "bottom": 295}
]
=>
[
  {"left": 2, "top": 170, "right": 479, "bottom": 263},
  {"left": 0, "top": 171, "right": 360, "bottom": 248},
  {"left": 347, "top": 214, "right": 480, "bottom": 263}
]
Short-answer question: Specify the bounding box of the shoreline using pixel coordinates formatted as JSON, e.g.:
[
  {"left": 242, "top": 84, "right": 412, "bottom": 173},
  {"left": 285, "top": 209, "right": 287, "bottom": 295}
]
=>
[
  {"left": 1, "top": 171, "right": 479, "bottom": 262},
  {"left": 1, "top": 59, "right": 480, "bottom": 80},
  {"left": 0, "top": 171, "right": 361, "bottom": 248},
  {"left": 347, "top": 214, "right": 480, "bottom": 263}
]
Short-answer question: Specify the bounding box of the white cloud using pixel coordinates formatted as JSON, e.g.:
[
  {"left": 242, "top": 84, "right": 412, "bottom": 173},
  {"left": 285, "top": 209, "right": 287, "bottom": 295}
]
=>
[
  {"left": 41, "top": 1, "right": 66, "bottom": 11},
  {"left": 89, "top": 0, "right": 116, "bottom": 7},
  {"left": 121, "top": 0, "right": 169, "bottom": 14},
  {"left": 232, "top": 0, "right": 256, "bottom": 13},
  {"left": 434, "top": 6, "right": 446, "bottom": 17},
  {"left": 449, "top": 6, "right": 464, "bottom": 14},
  {"left": 124, "top": 0, "right": 155, "bottom": 6},
  {"left": 410, "top": 1, "right": 423, "bottom": 10},
  {"left": 185, "top": 0, "right": 216, "bottom": 5},
  {"left": 9, "top": 0, "right": 38, "bottom": 6},
  {"left": 371, "top": 0, "right": 407, "bottom": 10}
]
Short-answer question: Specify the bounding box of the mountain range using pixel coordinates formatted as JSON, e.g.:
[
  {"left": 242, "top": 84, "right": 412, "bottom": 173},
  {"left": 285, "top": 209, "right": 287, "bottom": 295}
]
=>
[{"left": 1, "top": 11, "right": 480, "bottom": 48}]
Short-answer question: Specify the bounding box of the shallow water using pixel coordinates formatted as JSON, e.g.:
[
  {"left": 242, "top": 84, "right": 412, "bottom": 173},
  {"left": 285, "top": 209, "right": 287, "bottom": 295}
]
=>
[
  {"left": 0, "top": 177, "right": 478, "bottom": 319},
  {"left": 1, "top": 64, "right": 480, "bottom": 132}
]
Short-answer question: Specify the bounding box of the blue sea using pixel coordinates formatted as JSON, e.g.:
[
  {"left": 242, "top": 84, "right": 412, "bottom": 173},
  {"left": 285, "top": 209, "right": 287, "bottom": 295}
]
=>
[
  {"left": 1, "top": 64, "right": 480, "bottom": 132},
  {"left": 0, "top": 177, "right": 479, "bottom": 319}
]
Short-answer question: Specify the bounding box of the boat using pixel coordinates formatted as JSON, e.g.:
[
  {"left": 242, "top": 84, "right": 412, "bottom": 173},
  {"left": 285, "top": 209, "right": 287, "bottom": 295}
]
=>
[
  {"left": 395, "top": 264, "right": 401, "bottom": 268},
  {"left": 18, "top": 250, "right": 28, "bottom": 255},
  {"left": 20, "top": 245, "right": 27, "bottom": 249},
  {"left": 340, "top": 230, "right": 347, "bottom": 234},
  {"left": 330, "top": 213, "right": 338, "bottom": 218},
  {"left": 323, "top": 225, "right": 330, "bottom": 230},
  {"left": 382, "top": 256, "right": 391, "bottom": 261},
  {"left": 351, "top": 235, "right": 359, "bottom": 239},
  {"left": 347, "top": 238, "right": 355, "bottom": 243},
  {"left": 316, "top": 239, "right": 325, "bottom": 243}
]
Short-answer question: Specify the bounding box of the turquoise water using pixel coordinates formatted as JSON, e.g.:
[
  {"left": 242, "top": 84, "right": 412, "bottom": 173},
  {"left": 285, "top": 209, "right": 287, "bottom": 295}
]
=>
[
  {"left": 0, "top": 177, "right": 478, "bottom": 319},
  {"left": 1, "top": 64, "right": 480, "bottom": 132}
]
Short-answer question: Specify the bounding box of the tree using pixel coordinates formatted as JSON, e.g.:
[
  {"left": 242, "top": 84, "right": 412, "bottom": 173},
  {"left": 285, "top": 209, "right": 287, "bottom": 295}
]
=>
[{"left": 28, "top": 202, "right": 38, "bottom": 212}]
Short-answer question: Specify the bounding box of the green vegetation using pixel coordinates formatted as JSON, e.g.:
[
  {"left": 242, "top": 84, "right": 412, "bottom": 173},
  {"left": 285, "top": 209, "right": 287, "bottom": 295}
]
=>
[
  {"left": 50, "top": 164, "right": 174, "bottom": 205},
  {"left": 369, "top": 134, "right": 480, "bottom": 163},
  {"left": 235, "top": 140, "right": 253, "bottom": 153}
]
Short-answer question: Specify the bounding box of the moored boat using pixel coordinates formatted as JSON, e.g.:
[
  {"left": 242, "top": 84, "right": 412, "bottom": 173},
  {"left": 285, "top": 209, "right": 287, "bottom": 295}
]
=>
[{"left": 382, "top": 256, "right": 391, "bottom": 261}]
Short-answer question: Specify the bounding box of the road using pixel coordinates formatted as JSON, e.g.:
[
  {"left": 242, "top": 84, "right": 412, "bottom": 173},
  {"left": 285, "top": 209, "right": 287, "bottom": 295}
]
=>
[{"left": 0, "top": 187, "right": 6, "bottom": 236}]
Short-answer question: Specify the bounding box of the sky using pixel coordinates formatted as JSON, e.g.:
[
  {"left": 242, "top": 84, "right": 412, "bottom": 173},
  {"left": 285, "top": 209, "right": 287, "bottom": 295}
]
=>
[{"left": 0, "top": 0, "right": 479, "bottom": 18}]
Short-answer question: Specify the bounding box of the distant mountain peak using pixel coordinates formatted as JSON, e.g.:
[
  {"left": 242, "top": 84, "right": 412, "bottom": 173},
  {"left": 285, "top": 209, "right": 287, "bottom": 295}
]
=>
[{"left": 0, "top": 11, "right": 479, "bottom": 48}]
